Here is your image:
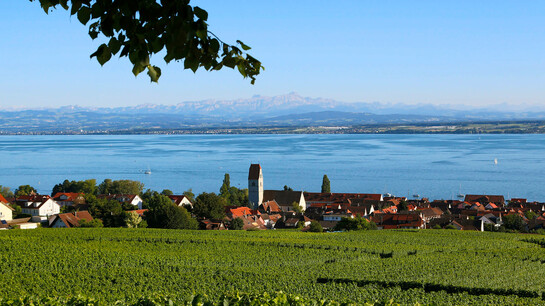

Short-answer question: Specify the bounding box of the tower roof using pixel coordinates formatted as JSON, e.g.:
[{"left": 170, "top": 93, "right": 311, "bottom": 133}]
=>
[{"left": 248, "top": 164, "right": 262, "bottom": 180}]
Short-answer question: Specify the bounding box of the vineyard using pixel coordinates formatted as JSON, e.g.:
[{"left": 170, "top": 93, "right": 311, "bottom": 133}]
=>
[{"left": 1, "top": 229, "right": 545, "bottom": 305}]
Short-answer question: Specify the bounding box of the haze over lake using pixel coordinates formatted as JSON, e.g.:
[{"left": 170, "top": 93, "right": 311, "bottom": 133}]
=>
[{"left": 1, "top": 134, "right": 544, "bottom": 201}]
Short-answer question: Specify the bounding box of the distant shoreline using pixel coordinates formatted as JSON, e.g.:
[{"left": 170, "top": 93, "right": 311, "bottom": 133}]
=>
[{"left": 1, "top": 120, "right": 545, "bottom": 135}]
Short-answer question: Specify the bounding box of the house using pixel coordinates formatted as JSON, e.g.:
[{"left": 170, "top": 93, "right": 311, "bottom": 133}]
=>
[
  {"left": 465, "top": 195, "right": 505, "bottom": 206},
  {"left": 199, "top": 219, "right": 227, "bottom": 230},
  {"left": 49, "top": 211, "right": 94, "bottom": 228},
  {"left": 323, "top": 211, "right": 354, "bottom": 221},
  {"left": 510, "top": 198, "right": 527, "bottom": 204},
  {"left": 97, "top": 194, "right": 144, "bottom": 209},
  {"left": 6, "top": 217, "right": 38, "bottom": 229},
  {"left": 0, "top": 201, "right": 14, "bottom": 221},
  {"left": 304, "top": 192, "right": 383, "bottom": 211},
  {"left": 52, "top": 192, "right": 86, "bottom": 207},
  {"left": 448, "top": 218, "right": 484, "bottom": 231},
  {"left": 258, "top": 200, "right": 282, "bottom": 214},
  {"left": 485, "top": 203, "right": 499, "bottom": 210},
  {"left": 371, "top": 213, "right": 425, "bottom": 229},
  {"left": 168, "top": 195, "right": 193, "bottom": 209},
  {"left": 18, "top": 195, "right": 60, "bottom": 219},
  {"left": 261, "top": 213, "right": 282, "bottom": 229},
  {"left": 415, "top": 207, "right": 444, "bottom": 223},
  {"left": 262, "top": 190, "right": 306, "bottom": 212},
  {"left": 225, "top": 206, "right": 266, "bottom": 230}
]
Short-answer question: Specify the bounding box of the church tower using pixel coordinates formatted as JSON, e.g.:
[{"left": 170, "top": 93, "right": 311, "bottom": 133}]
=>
[{"left": 248, "top": 164, "right": 263, "bottom": 209}]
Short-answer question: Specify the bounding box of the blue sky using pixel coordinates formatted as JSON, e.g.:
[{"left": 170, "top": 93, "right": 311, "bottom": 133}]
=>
[{"left": 0, "top": 1, "right": 544, "bottom": 108}]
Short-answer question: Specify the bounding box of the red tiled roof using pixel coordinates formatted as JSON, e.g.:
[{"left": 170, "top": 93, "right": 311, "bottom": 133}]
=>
[
  {"left": 510, "top": 198, "right": 527, "bottom": 204},
  {"left": 305, "top": 192, "right": 382, "bottom": 204},
  {"left": 486, "top": 203, "right": 498, "bottom": 209},
  {"left": 227, "top": 206, "right": 254, "bottom": 218},
  {"left": 52, "top": 192, "right": 84, "bottom": 202},
  {"left": 465, "top": 194, "right": 505, "bottom": 204},
  {"left": 17, "top": 195, "right": 53, "bottom": 209},
  {"left": 127, "top": 209, "right": 148, "bottom": 216},
  {"left": 0, "top": 194, "right": 8, "bottom": 203},
  {"left": 260, "top": 200, "right": 282, "bottom": 213},
  {"left": 52, "top": 211, "right": 94, "bottom": 228}
]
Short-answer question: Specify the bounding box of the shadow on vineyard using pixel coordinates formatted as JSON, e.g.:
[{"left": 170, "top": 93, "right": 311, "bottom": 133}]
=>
[
  {"left": 522, "top": 238, "right": 545, "bottom": 248},
  {"left": 316, "top": 278, "right": 543, "bottom": 299}
]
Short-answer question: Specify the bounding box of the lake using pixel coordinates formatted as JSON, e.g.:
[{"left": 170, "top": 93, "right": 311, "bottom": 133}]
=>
[{"left": 0, "top": 134, "right": 544, "bottom": 201}]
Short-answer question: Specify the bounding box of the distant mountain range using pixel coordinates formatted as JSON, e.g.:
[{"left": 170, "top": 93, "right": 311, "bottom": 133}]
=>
[{"left": 1, "top": 93, "right": 545, "bottom": 133}]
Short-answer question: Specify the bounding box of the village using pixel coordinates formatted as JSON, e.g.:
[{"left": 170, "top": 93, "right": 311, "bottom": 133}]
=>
[{"left": 1, "top": 163, "right": 544, "bottom": 233}]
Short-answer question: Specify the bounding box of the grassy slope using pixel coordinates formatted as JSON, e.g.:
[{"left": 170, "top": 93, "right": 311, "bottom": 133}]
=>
[{"left": 1, "top": 229, "right": 544, "bottom": 304}]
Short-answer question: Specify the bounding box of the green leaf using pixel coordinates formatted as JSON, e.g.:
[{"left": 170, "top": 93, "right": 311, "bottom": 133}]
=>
[
  {"left": 40, "top": 0, "right": 53, "bottom": 14},
  {"left": 77, "top": 6, "right": 91, "bottom": 25},
  {"left": 236, "top": 40, "right": 251, "bottom": 51},
  {"left": 193, "top": 7, "right": 208, "bottom": 21},
  {"left": 108, "top": 38, "right": 121, "bottom": 55},
  {"left": 90, "top": 44, "right": 111, "bottom": 66},
  {"left": 70, "top": 1, "right": 82, "bottom": 16},
  {"left": 184, "top": 57, "right": 199, "bottom": 73},
  {"left": 132, "top": 63, "right": 146, "bottom": 77},
  {"left": 196, "top": 29, "right": 207, "bottom": 40},
  {"left": 59, "top": 0, "right": 69, "bottom": 10},
  {"left": 210, "top": 39, "right": 220, "bottom": 53},
  {"left": 237, "top": 64, "right": 247, "bottom": 78},
  {"left": 147, "top": 65, "right": 162, "bottom": 83}
]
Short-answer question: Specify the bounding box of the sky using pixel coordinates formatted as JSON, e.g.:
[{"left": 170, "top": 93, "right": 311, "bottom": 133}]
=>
[{"left": 0, "top": 1, "right": 544, "bottom": 108}]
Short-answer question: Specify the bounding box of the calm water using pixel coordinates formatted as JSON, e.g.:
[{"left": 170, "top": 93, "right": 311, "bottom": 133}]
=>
[{"left": 0, "top": 134, "right": 544, "bottom": 201}]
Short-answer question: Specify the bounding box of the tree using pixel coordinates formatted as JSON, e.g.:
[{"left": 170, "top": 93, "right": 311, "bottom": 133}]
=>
[
  {"left": 86, "top": 194, "right": 128, "bottom": 227},
  {"left": 15, "top": 185, "right": 37, "bottom": 197},
  {"left": 79, "top": 219, "right": 104, "bottom": 228},
  {"left": 397, "top": 200, "right": 408, "bottom": 212},
  {"left": 97, "top": 179, "right": 144, "bottom": 195},
  {"left": 321, "top": 175, "right": 331, "bottom": 193},
  {"left": 125, "top": 211, "right": 143, "bottom": 228},
  {"left": 503, "top": 214, "right": 526, "bottom": 232},
  {"left": 0, "top": 185, "right": 14, "bottom": 198},
  {"left": 283, "top": 185, "right": 293, "bottom": 191},
  {"left": 309, "top": 221, "right": 323, "bottom": 232},
  {"left": 32, "top": 0, "right": 263, "bottom": 83},
  {"left": 219, "top": 173, "right": 230, "bottom": 200},
  {"left": 9, "top": 203, "right": 23, "bottom": 218},
  {"left": 334, "top": 217, "right": 377, "bottom": 231},
  {"left": 291, "top": 201, "right": 302, "bottom": 213},
  {"left": 524, "top": 210, "right": 538, "bottom": 220},
  {"left": 145, "top": 194, "right": 197, "bottom": 229},
  {"left": 229, "top": 218, "right": 244, "bottom": 230},
  {"left": 183, "top": 189, "right": 195, "bottom": 203},
  {"left": 51, "top": 179, "right": 97, "bottom": 195},
  {"left": 193, "top": 192, "right": 227, "bottom": 220},
  {"left": 228, "top": 187, "right": 249, "bottom": 207},
  {"left": 161, "top": 189, "right": 173, "bottom": 196}
]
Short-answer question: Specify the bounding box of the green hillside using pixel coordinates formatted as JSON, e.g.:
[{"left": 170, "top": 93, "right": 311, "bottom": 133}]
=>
[{"left": 1, "top": 229, "right": 544, "bottom": 305}]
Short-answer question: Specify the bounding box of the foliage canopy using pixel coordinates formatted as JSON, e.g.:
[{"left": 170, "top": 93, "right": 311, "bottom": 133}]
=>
[{"left": 31, "top": 0, "right": 263, "bottom": 83}]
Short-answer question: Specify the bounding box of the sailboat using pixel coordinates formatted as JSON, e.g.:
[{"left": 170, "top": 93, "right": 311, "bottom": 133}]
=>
[
  {"left": 456, "top": 184, "right": 464, "bottom": 198},
  {"left": 494, "top": 158, "right": 498, "bottom": 165}
]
